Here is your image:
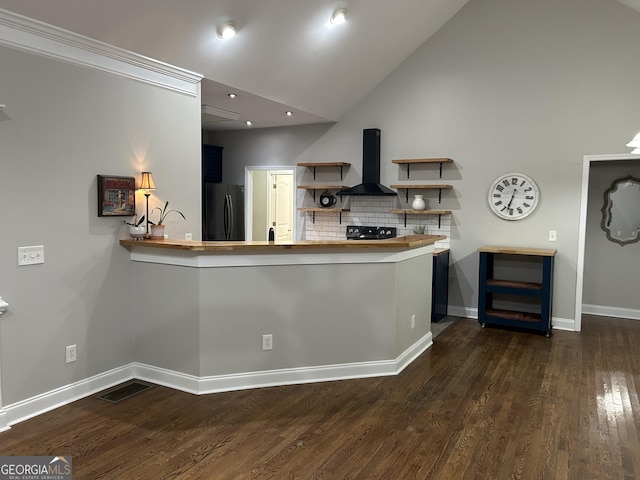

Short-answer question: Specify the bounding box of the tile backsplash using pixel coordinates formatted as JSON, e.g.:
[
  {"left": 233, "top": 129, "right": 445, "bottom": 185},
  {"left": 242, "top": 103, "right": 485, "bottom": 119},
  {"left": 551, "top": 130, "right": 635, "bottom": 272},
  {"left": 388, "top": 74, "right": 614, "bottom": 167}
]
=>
[{"left": 303, "top": 197, "right": 450, "bottom": 249}]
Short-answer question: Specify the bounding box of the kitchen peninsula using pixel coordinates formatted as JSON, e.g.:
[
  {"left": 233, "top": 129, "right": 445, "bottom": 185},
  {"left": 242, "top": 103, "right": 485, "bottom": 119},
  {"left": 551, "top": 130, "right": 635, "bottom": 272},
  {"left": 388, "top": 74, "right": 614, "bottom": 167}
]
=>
[{"left": 120, "top": 234, "right": 444, "bottom": 394}]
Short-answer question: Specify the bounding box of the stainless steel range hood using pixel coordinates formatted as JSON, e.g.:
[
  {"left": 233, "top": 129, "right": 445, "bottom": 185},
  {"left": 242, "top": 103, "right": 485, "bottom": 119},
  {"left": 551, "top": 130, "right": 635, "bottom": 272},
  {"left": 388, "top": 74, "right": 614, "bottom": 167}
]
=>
[{"left": 338, "top": 128, "right": 397, "bottom": 197}]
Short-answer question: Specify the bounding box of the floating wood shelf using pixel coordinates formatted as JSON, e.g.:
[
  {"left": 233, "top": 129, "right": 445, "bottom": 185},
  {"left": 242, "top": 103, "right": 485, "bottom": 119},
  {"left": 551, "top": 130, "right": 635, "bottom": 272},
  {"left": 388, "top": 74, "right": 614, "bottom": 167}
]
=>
[
  {"left": 389, "top": 209, "right": 452, "bottom": 228},
  {"left": 392, "top": 158, "right": 453, "bottom": 178},
  {"left": 390, "top": 184, "right": 453, "bottom": 203},
  {"left": 297, "top": 185, "right": 350, "bottom": 190},
  {"left": 298, "top": 185, "right": 349, "bottom": 201},
  {"left": 297, "top": 207, "right": 350, "bottom": 224},
  {"left": 389, "top": 184, "right": 452, "bottom": 189},
  {"left": 297, "top": 162, "right": 351, "bottom": 180}
]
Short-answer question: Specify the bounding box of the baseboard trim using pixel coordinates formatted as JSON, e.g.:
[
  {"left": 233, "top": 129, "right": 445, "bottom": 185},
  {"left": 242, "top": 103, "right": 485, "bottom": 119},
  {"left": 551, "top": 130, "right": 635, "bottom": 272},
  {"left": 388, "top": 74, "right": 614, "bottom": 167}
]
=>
[
  {"left": 582, "top": 304, "right": 640, "bottom": 321},
  {"left": 2, "top": 334, "right": 434, "bottom": 429},
  {"left": 0, "top": 409, "right": 8, "bottom": 433},
  {"left": 447, "top": 305, "right": 477, "bottom": 319},
  {"left": 4, "top": 364, "right": 134, "bottom": 428},
  {"left": 551, "top": 317, "right": 576, "bottom": 331},
  {"left": 136, "top": 332, "right": 433, "bottom": 395}
]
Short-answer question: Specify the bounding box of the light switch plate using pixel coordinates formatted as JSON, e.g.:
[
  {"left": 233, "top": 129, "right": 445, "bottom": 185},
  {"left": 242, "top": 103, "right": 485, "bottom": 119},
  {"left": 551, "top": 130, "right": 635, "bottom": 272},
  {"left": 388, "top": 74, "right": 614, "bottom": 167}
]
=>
[{"left": 18, "top": 245, "right": 44, "bottom": 266}]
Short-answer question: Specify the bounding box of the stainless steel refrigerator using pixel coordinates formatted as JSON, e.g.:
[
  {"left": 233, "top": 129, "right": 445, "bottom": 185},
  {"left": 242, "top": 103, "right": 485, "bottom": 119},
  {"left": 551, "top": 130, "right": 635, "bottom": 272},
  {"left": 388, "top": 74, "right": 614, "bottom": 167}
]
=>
[{"left": 203, "top": 183, "right": 245, "bottom": 241}]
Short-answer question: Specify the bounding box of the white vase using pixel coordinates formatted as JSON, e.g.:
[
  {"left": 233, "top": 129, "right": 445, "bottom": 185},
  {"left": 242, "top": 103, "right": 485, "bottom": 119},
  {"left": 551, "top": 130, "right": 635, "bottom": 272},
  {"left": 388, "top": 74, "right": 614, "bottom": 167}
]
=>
[
  {"left": 150, "top": 224, "right": 165, "bottom": 239},
  {"left": 412, "top": 194, "right": 426, "bottom": 210},
  {"left": 129, "top": 226, "right": 146, "bottom": 240}
]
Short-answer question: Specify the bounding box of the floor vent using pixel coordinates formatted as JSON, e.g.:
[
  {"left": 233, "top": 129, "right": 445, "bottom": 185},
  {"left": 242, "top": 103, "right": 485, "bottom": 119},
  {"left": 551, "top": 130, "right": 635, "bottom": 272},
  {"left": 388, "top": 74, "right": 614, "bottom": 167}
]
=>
[{"left": 97, "top": 381, "right": 152, "bottom": 403}]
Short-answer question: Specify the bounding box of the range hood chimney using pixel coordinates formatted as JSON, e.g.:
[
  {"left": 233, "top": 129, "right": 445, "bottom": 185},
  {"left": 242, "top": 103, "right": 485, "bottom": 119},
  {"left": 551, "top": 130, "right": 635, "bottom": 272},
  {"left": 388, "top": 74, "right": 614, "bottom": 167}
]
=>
[{"left": 338, "top": 128, "right": 397, "bottom": 197}]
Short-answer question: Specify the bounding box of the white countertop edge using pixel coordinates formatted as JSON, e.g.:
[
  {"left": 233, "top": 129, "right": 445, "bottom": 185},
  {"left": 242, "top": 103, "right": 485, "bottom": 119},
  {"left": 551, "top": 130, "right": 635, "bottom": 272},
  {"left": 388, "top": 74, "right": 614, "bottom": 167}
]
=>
[{"left": 129, "top": 244, "right": 435, "bottom": 268}]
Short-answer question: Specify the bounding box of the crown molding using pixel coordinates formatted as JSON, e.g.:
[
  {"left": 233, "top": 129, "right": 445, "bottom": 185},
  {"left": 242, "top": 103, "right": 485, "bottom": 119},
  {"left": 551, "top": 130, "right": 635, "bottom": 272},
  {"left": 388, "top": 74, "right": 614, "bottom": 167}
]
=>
[{"left": 0, "top": 8, "right": 202, "bottom": 96}]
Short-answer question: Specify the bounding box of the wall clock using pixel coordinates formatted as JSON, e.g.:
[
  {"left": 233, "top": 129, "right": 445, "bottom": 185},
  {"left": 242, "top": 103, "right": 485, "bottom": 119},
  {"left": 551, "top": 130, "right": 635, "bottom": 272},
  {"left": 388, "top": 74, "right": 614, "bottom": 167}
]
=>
[{"left": 488, "top": 172, "right": 540, "bottom": 220}]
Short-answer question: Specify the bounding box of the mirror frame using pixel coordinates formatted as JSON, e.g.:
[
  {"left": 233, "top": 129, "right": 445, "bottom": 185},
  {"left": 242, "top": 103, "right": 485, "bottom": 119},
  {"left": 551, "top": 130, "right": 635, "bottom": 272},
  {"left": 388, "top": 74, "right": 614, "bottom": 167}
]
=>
[{"left": 600, "top": 175, "right": 640, "bottom": 246}]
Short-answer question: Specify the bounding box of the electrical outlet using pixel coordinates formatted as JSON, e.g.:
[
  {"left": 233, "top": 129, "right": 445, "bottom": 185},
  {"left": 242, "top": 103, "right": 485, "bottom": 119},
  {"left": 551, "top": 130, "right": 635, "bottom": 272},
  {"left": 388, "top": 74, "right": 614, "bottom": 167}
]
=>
[
  {"left": 18, "top": 245, "right": 45, "bottom": 266},
  {"left": 185, "top": 233, "right": 193, "bottom": 240},
  {"left": 65, "top": 344, "right": 77, "bottom": 364},
  {"left": 411, "top": 315, "right": 416, "bottom": 329},
  {"left": 548, "top": 230, "right": 557, "bottom": 242},
  {"left": 262, "top": 334, "right": 273, "bottom": 351}
]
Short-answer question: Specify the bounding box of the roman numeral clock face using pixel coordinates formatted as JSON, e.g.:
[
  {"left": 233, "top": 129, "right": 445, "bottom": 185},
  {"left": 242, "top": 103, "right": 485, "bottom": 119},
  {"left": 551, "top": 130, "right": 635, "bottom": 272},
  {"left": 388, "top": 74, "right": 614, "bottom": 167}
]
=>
[{"left": 488, "top": 172, "right": 540, "bottom": 220}]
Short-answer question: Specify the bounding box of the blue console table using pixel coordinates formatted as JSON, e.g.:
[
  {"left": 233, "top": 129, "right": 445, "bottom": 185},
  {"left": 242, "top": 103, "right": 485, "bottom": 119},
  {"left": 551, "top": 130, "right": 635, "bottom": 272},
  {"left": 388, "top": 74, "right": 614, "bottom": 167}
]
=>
[{"left": 477, "top": 246, "right": 556, "bottom": 337}]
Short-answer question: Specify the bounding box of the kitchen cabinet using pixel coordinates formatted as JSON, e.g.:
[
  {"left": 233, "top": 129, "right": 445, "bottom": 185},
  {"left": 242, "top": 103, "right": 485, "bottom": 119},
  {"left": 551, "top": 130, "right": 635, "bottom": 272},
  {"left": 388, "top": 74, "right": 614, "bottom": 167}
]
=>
[
  {"left": 202, "top": 144, "right": 222, "bottom": 183},
  {"left": 432, "top": 248, "right": 449, "bottom": 322},
  {"left": 477, "top": 246, "right": 556, "bottom": 337},
  {"left": 297, "top": 162, "right": 351, "bottom": 224}
]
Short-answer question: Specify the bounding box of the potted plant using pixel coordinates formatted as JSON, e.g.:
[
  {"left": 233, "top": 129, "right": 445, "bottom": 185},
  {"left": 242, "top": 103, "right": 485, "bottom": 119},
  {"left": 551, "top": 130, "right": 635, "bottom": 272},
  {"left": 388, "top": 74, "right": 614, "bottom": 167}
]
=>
[
  {"left": 412, "top": 224, "right": 426, "bottom": 235},
  {"left": 124, "top": 215, "right": 146, "bottom": 239},
  {"left": 150, "top": 201, "right": 185, "bottom": 239}
]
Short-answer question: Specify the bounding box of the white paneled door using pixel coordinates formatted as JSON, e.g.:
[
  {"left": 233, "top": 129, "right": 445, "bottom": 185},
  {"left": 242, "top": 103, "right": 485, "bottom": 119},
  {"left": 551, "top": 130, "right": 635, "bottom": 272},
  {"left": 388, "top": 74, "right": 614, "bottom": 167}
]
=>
[{"left": 270, "top": 173, "right": 293, "bottom": 242}]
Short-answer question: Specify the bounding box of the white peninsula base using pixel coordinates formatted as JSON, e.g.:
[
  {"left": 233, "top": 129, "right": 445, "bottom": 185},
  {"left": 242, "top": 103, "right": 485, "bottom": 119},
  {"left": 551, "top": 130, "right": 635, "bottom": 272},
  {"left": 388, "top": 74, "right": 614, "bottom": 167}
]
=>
[{"left": 124, "top": 237, "right": 440, "bottom": 394}]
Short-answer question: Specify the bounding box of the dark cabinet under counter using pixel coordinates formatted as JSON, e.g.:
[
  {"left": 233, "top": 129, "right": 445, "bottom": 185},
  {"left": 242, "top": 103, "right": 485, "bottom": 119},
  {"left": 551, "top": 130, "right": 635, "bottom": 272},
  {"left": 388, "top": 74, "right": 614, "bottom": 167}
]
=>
[{"left": 432, "top": 248, "right": 449, "bottom": 322}]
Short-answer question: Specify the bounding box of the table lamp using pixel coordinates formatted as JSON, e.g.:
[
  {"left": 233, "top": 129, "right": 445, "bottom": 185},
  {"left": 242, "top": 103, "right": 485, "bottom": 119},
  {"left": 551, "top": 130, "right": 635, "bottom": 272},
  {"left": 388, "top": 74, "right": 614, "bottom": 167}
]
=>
[{"left": 138, "top": 171, "right": 156, "bottom": 234}]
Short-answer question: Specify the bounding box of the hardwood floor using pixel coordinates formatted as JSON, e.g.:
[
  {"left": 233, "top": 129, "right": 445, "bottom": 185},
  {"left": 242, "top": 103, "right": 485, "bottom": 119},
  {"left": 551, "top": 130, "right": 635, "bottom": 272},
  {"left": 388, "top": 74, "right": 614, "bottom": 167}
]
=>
[{"left": 2, "top": 315, "right": 639, "bottom": 479}]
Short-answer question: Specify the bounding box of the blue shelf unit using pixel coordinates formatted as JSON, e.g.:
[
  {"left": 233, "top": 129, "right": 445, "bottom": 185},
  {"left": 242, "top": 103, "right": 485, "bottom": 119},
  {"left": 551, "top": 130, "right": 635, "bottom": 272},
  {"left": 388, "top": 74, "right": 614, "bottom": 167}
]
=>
[{"left": 477, "top": 246, "right": 556, "bottom": 337}]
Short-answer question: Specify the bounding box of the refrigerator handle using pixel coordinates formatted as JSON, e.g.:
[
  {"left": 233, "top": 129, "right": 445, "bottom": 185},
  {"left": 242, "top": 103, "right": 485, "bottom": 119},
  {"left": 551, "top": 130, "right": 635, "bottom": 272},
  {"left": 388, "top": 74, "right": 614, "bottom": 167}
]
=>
[
  {"left": 228, "top": 195, "right": 234, "bottom": 240},
  {"left": 223, "top": 194, "right": 229, "bottom": 239}
]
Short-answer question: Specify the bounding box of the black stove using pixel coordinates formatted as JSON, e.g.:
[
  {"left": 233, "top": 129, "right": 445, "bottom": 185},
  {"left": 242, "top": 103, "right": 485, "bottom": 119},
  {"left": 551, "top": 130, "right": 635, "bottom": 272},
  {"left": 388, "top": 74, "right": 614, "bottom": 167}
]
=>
[{"left": 346, "top": 225, "right": 397, "bottom": 240}]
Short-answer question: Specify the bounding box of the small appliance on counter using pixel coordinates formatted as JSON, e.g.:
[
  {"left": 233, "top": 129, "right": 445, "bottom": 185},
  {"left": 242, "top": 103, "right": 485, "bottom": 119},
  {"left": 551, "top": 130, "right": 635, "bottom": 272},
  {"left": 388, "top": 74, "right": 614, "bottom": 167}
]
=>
[{"left": 346, "top": 225, "right": 396, "bottom": 240}]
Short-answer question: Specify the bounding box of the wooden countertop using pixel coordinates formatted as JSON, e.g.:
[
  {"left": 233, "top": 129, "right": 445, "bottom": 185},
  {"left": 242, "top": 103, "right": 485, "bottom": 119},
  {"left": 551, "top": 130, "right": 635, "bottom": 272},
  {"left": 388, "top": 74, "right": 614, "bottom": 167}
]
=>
[
  {"left": 120, "top": 234, "right": 446, "bottom": 252},
  {"left": 477, "top": 245, "right": 557, "bottom": 256}
]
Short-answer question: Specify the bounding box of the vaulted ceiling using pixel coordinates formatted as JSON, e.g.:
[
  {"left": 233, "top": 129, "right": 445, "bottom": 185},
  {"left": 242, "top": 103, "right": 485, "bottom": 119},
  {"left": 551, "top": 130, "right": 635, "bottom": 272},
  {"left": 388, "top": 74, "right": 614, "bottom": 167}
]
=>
[
  {"left": 0, "top": 1, "right": 637, "bottom": 130},
  {"left": 0, "top": 0, "right": 472, "bottom": 130}
]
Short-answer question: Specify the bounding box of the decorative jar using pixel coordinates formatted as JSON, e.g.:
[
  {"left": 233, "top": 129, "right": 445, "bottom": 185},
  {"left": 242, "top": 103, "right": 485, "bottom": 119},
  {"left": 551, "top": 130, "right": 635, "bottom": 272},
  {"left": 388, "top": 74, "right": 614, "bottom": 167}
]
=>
[{"left": 412, "top": 194, "right": 426, "bottom": 211}]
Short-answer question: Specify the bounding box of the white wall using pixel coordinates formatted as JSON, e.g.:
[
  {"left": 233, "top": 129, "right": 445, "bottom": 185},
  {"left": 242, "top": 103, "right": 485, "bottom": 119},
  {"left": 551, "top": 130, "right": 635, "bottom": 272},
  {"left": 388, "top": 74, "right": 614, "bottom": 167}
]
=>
[
  {"left": 0, "top": 44, "right": 201, "bottom": 405},
  {"left": 210, "top": 0, "right": 640, "bottom": 325}
]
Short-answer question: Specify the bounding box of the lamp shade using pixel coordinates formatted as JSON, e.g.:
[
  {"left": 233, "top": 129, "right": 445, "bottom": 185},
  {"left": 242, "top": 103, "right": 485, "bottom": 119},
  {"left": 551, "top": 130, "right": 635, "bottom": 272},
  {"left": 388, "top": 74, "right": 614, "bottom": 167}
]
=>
[{"left": 139, "top": 171, "right": 156, "bottom": 191}]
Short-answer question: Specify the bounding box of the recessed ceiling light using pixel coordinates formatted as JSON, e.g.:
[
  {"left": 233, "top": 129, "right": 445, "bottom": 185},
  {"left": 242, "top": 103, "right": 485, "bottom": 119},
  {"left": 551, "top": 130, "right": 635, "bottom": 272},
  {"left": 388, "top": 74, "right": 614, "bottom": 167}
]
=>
[
  {"left": 286, "top": 111, "right": 293, "bottom": 117},
  {"left": 246, "top": 120, "right": 252, "bottom": 126},
  {"left": 228, "top": 93, "right": 237, "bottom": 99},
  {"left": 330, "top": 8, "right": 348, "bottom": 25},
  {"left": 217, "top": 21, "right": 237, "bottom": 39}
]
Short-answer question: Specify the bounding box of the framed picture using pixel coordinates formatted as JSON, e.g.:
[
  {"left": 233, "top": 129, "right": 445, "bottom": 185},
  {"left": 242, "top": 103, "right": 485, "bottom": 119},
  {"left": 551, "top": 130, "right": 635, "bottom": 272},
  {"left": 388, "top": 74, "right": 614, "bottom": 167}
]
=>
[{"left": 97, "top": 175, "right": 136, "bottom": 217}]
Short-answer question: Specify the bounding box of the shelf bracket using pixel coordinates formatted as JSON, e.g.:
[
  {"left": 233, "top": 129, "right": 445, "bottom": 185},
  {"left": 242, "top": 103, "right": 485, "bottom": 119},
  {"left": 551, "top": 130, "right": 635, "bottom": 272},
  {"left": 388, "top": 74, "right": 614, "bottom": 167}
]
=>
[
  {"left": 438, "top": 214, "right": 442, "bottom": 229},
  {"left": 405, "top": 164, "right": 411, "bottom": 179},
  {"left": 312, "top": 167, "right": 316, "bottom": 181},
  {"left": 312, "top": 190, "right": 316, "bottom": 202},
  {"left": 336, "top": 165, "right": 344, "bottom": 180},
  {"left": 438, "top": 188, "right": 442, "bottom": 204},
  {"left": 438, "top": 162, "right": 443, "bottom": 178},
  {"left": 404, "top": 188, "right": 409, "bottom": 203},
  {"left": 312, "top": 211, "right": 316, "bottom": 224}
]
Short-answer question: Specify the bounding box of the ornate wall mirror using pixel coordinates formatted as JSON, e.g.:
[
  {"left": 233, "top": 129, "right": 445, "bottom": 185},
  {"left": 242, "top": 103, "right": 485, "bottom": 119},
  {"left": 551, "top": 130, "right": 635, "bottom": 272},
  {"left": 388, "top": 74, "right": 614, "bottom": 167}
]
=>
[{"left": 601, "top": 175, "right": 640, "bottom": 245}]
